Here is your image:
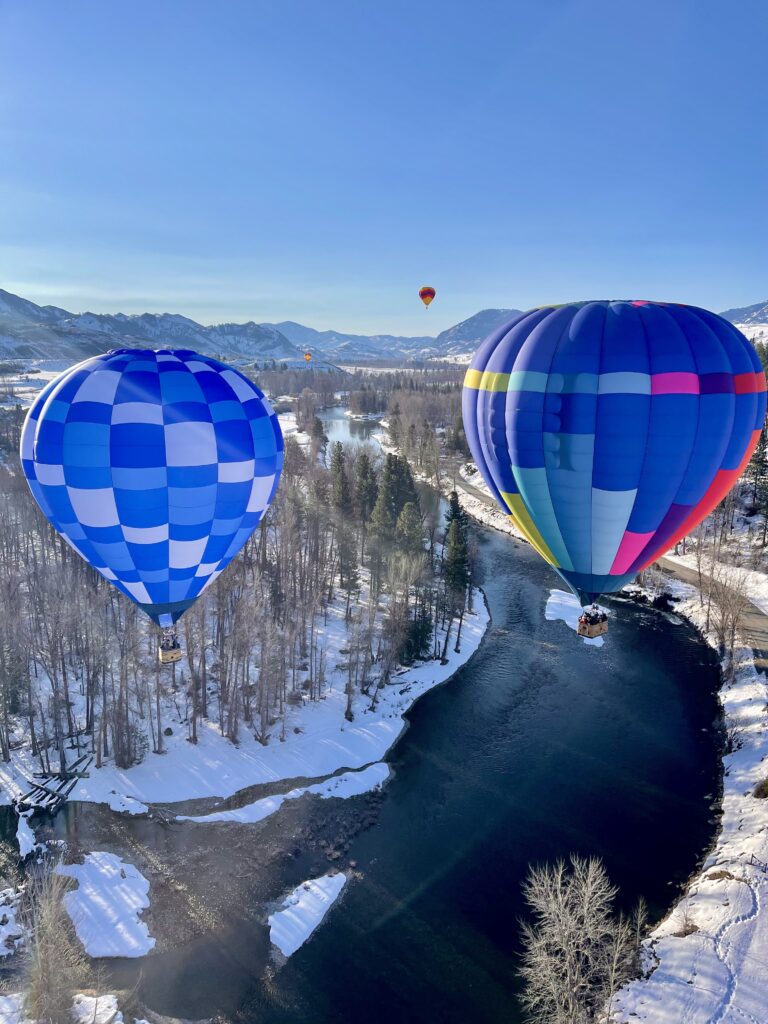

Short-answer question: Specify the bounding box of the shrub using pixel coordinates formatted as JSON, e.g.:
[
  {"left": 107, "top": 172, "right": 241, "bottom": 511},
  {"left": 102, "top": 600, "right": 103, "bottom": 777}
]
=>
[{"left": 21, "top": 866, "right": 88, "bottom": 1024}]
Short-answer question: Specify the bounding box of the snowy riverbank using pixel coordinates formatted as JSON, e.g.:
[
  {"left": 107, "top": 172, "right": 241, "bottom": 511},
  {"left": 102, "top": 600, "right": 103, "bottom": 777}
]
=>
[
  {"left": 0, "top": 594, "right": 489, "bottom": 813},
  {"left": 614, "top": 577, "right": 768, "bottom": 1024},
  {"left": 426, "top": 445, "right": 768, "bottom": 1021}
]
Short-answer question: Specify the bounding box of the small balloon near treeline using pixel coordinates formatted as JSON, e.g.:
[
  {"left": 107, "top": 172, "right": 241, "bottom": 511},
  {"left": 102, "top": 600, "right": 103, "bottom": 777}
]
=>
[
  {"left": 462, "top": 300, "right": 767, "bottom": 624},
  {"left": 20, "top": 348, "right": 284, "bottom": 662}
]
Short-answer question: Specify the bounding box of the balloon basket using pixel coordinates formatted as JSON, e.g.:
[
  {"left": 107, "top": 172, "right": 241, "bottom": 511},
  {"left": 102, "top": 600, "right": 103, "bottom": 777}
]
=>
[
  {"left": 577, "top": 618, "right": 608, "bottom": 639},
  {"left": 159, "top": 627, "right": 183, "bottom": 665}
]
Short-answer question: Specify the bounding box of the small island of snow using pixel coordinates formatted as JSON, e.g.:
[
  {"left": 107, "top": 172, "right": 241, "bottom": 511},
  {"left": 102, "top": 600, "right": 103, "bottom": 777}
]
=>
[
  {"left": 268, "top": 873, "right": 347, "bottom": 958},
  {"left": 56, "top": 852, "right": 155, "bottom": 958}
]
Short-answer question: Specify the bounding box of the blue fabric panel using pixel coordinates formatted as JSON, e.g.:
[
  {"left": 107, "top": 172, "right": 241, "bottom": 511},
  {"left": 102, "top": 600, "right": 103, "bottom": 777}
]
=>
[
  {"left": 627, "top": 395, "right": 699, "bottom": 533},
  {"left": 542, "top": 303, "right": 604, "bottom": 574},
  {"left": 675, "top": 394, "right": 733, "bottom": 505},
  {"left": 22, "top": 347, "right": 283, "bottom": 626},
  {"left": 593, "top": 395, "right": 650, "bottom": 491},
  {"left": 461, "top": 300, "right": 766, "bottom": 605}
]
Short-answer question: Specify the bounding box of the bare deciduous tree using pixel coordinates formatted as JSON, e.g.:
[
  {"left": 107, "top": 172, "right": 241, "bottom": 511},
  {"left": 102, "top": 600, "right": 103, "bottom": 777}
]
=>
[{"left": 518, "top": 855, "right": 645, "bottom": 1024}]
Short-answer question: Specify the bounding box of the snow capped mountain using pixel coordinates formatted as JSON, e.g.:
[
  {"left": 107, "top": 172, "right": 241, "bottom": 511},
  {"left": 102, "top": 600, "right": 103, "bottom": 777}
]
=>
[
  {"left": 263, "top": 321, "right": 435, "bottom": 362},
  {"left": 0, "top": 289, "right": 310, "bottom": 365},
  {"left": 2, "top": 287, "right": 765, "bottom": 368},
  {"left": 433, "top": 309, "right": 522, "bottom": 353},
  {"left": 263, "top": 309, "right": 524, "bottom": 361},
  {"left": 720, "top": 300, "right": 768, "bottom": 326}
]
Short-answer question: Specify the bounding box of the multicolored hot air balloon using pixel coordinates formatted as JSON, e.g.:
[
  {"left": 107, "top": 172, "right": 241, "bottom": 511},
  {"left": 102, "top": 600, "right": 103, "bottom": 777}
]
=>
[
  {"left": 21, "top": 348, "right": 284, "bottom": 658},
  {"left": 304, "top": 351, "right": 313, "bottom": 362},
  {"left": 419, "top": 286, "right": 436, "bottom": 308},
  {"left": 462, "top": 301, "right": 767, "bottom": 609}
]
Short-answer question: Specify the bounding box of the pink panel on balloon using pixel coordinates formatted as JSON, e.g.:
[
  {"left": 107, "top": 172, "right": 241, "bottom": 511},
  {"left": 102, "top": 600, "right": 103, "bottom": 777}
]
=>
[
  {"left": 610, "top": 530, "right": 655, "bottom": 575},
  {"left": 651, "top": 372, "right": 700, "bottom": 395}
]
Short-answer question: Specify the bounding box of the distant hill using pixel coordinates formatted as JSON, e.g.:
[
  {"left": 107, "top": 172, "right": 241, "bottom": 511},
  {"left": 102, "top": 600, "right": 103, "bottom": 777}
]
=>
[
  {"left": 0, "top": 287, "right": 524, "bottom": 366},
  {"left": 264, "top": 321, "right": 435, "bottom": 363},
  {"left": 264, "top": 308, "right": 523, "bottom": 362},
  {"left": 2, "top": 287, "right": 764, "bottom": 368},
  {"left": 434, "top": 308, "right": 522, "bottom": 351},
  {"left": 720, "top": 300, "right": 768, "bottom": 327},
  {"left": 0, "top": 289, "right": 317, "bottom": 366}
]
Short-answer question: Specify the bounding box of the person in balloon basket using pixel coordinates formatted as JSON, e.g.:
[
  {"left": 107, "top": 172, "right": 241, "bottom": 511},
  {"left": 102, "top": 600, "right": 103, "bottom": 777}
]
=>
[{"left": 579, "top": 605, "right": 607, "bottom": 628}]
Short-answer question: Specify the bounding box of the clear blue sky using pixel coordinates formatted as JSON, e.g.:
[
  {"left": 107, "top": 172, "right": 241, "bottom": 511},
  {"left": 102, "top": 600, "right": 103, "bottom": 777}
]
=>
[{"left": 0, "top": 0, "right": 766, "bottom": 335}]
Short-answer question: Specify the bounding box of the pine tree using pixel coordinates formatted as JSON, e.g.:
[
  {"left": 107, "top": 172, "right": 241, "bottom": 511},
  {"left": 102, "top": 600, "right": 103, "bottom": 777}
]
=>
[
  {"left": 330, "top": 442, "right": 353, "bottom": 516},
  {"left": 310, "top": 416, "right": 328, "bottom": 452},
  {"left": 370, "top": 454, "right": 398, "bottom": 540},
  {"left": 392, "top": 455, "right": 419, "bottom": 518},
  {"left": 354, "top": 451, "right": 378, "bottom": 523},
  {"left": 337, "top": 525, "right": 360, "bottom": 620},
  {"left": 444, "top": 519, "right": 470, "bottom": 600},
  {"left": 388, "top": 402, "right": 402, "bottom": 449},
  {"left": 748, "top": 424, "right": 767, "bottom": 506},
  {"left": 445, "top": 490, "right": 470, "bottom": 541},
  {"left": 395, "top": 502, "right": 424, "bottom": 557}
]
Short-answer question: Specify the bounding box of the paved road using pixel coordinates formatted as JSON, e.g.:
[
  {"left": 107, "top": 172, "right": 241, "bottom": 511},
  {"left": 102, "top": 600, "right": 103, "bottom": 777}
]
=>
[{"left": 658, "top": 556, "right": 768, "bottom": 671}]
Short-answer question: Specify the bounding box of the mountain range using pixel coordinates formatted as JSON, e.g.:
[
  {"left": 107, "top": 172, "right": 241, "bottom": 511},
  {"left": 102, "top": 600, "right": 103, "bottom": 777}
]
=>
[
  {"left": 1, "top": 286, "right": 765, "bottom": 367},
  {"left": 719, "top": 300, "right": 768, "bottom": 327}
]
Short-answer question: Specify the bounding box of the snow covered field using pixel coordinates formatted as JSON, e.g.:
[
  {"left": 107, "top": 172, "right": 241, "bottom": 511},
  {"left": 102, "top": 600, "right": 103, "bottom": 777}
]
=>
[
  {"left": 614, "top": 577, "right": 768, "bottom": 1024},
  {"left": 56, "top": 852, "right": 155, "bottom": 958},
  {"left": 268, "top": 872, "right": 347, "bottom": 958}
]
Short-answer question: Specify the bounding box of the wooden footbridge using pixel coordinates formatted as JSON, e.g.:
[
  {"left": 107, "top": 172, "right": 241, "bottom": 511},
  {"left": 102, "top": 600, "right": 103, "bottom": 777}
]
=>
[{"left": 15, "top": 753, "right": 93, "bottom": 816}]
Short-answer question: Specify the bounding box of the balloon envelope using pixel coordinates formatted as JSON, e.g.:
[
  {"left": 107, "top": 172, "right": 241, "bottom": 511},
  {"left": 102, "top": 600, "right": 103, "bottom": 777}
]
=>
[
  {"left": 21, "top": 348, "right": 284, "bottom": 626},
  {"left": 419, "top": 286, "right": 436, "bottom": 308},
  {"left": 304, "top": 352, "right": 312, "bottom": 362},
  {"left": 462, "top": 301, "right": 766, "bottom": 605}
]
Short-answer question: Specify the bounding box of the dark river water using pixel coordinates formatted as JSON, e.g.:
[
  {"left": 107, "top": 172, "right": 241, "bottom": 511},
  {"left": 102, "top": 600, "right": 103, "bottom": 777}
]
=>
[{"left": 0, "top": 408, "right": 723, "bottom": 1024}]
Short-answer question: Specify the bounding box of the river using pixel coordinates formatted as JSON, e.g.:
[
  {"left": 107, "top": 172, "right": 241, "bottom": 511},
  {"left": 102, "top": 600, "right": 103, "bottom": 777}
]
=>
[{"left": 0, "top": 407, "right": 723, "bottom": 1023}]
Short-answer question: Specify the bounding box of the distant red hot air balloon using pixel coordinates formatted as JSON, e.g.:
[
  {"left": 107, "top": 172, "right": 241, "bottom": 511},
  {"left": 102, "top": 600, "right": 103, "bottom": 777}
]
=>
[
  {"left": 304, "top": 352, "right": 312, "bottom": 362},
  {"left": 419, "top": 286, "right": 436, "bottom": 308}
]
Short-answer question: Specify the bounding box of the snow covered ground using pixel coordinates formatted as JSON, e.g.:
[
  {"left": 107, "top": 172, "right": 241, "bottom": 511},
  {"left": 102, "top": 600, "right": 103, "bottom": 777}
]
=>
[
  {"left": 179, "top": 762, "right": 390, "bottom": 824},
  {"left": 71, "top": 994, "right": 124, "bottom": 1024},
  {"left": 14, "top": 809, "right": 45, "bottom": 860},
  {"left": 0, "top": 995, "right": 26, "bottom": 1024},
  {"left": 544, "top": 589, "right": 608, "bottom": 647},
  {"left": 268, "top": 872, "right": 347, "bottom": 958},
  {"left": 0, "top": 592, "right": 488, "bottom": 809},
  {"left": 0, "top": 887, "right": 24, "bottom": 959},
  {"left": 665, "top": 550, "right": 768, "bottom": 618},
  {"left": 614, "top": 577, "right": 768, "bottom": 1024},
  {"left": 56, "top": 852, "right": 155, "bottom": 958},
  {"left": 0, "top": 993, "right": 125, "bottom": 1024},
  {"left": 276, "top": 410, "right": 310, "bottom": 448}
]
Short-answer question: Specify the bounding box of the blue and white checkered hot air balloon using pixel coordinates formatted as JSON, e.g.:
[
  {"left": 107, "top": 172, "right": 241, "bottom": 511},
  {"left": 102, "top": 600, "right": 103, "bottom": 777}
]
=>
[{"left": 21, "top": 348, "right": 284, "bottom": 656}]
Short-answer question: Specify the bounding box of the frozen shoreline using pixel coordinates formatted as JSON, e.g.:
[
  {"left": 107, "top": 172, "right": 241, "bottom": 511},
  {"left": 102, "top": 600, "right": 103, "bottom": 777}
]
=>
[
  {"left": 0, "top": 593, "right": 489, "bottom": 813},
  {"left": 613, "top": 577, "right": 768, "bottom": 1023}
]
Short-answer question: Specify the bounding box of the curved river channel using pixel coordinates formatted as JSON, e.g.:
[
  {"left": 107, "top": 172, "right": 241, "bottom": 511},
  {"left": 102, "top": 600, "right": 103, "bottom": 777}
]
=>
[{"left": 0, "top": 408, "right": 723, "bottom": 1023}]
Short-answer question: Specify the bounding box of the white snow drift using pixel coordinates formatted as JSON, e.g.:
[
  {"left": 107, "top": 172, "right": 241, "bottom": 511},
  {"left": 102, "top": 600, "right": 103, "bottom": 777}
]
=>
[
  {"left": 56, "top": 852, "right": 155, "bottom": 958},
  {"left": 268, "top": 873, "right": 347, "bottom": 958}
]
